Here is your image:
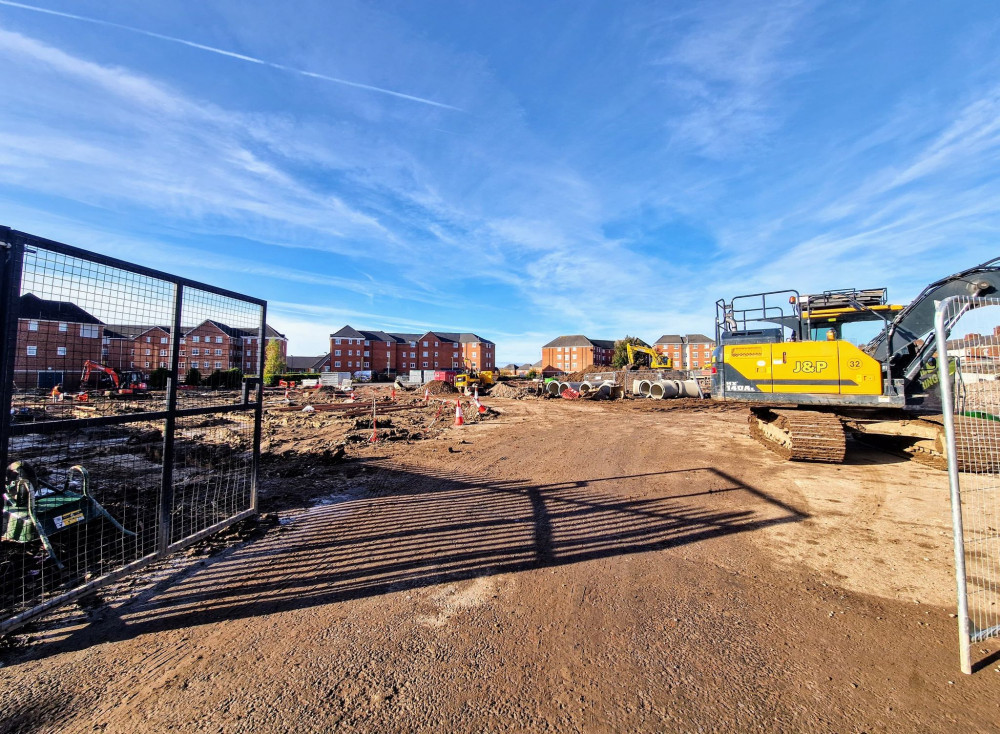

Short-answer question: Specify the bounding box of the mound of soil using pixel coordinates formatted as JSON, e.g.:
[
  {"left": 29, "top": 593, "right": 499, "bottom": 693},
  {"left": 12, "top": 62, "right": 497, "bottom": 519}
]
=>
[
  {"left": 424, "top": 380, "right": 457, "bottom": 395},
  {"left": 490, "top": 383, "right": 533, "bottom": 399}
]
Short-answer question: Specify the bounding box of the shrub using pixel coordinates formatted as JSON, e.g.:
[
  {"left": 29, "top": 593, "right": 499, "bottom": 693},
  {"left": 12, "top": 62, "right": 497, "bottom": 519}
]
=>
[
  {"left": 185, "top": 367, "right": 202, "bottom": 386},
  {"left": 147, "top": 367, "right": 170, "bottom": 390}
]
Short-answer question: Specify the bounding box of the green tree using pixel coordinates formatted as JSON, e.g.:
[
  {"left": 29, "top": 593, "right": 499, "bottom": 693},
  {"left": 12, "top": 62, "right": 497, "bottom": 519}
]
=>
[
  {"left": 147, "top": 367, "right": 170, "bottom": 390},
  {"left": 263, "top": 339, "right": 286, "bottom": 386},
  {"left": 526, "top": 369, "right": 538, "bottom": 379},
  {"left": 612, "top": 336, "right": 649, "bottom": 368},
  {"left": 185, "top": 367, "right": 202, "bottom": 386}
]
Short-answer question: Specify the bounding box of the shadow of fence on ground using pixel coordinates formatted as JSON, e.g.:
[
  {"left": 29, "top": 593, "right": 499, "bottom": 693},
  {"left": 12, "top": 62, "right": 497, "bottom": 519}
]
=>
[{"left": 14, "top": 462, "right": 807, "bottom": 659}]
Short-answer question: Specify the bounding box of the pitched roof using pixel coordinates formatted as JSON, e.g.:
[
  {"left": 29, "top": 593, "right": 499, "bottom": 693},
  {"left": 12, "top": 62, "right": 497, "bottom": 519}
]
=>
[
  {"left": 591, "top": 339, "right": 615, "bottom": 350},
  {"left": 655, "top": 334, "right": 684, "bottom": 344},
  {"left": 19, "top": 293, "right": 102, "bottom": 324},
  {"left": 686, "top": 333, "right": 714, "bottom": 343},
  {"left": 542, "top": 335, "right": 597, "bottom": 348},
  {"left": 286, "top": 354, "right": 330, "bottom": 371},
  {"left": 330, "top": 325, "right": 365, "bottom": 339}
]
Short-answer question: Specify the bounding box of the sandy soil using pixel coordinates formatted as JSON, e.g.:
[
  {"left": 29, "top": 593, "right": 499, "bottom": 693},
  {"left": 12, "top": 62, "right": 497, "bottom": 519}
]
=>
[{"left": 2, "top": 394, "right": 999, "bottom": 732}]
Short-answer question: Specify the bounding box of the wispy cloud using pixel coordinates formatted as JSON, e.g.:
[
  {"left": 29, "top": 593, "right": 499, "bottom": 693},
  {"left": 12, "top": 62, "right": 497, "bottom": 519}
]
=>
[{"left": 0, "top": 0, "right": 461, "bottom": 110}]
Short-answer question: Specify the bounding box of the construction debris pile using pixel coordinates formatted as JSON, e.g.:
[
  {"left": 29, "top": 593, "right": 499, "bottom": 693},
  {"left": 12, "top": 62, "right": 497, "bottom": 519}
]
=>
[
  {"left": 422, "top": 380, "right": 458, "bottom": 395},
  {"left": 488, "top": 382, "right": 535, "bottom": 399}
]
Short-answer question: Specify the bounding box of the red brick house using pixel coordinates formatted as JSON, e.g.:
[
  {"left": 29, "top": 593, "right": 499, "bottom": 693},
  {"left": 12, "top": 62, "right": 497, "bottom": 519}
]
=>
[
  {"left": 14, "top": 293, "right": 103, "bottom": 391},
  {"left": 653, "top": 333, "right": 716, "bottom": 370},
  {"left": 330, "top": 326, "right": 496, "bottom": 376},
  {"left": 540, "top": 335, "right": 615, "bottom": 373}
]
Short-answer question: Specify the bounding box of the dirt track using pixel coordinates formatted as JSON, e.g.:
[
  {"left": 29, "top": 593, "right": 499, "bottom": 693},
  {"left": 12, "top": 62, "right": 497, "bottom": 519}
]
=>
[{"left": 2, "top": 396, "right": 999, "bottom": 732}]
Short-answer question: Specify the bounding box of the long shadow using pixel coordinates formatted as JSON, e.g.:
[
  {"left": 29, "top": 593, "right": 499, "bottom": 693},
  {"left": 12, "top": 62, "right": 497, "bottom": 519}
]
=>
[{"left": 9, "top": 462, "right": 808, "bottom": 662}]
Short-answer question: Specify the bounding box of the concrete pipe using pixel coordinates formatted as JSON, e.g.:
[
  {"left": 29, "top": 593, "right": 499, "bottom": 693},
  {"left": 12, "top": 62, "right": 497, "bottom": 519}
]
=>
[
  {"left": 581, "top": 380, "right": 614, "bottom": 398},
  {"left": 545, "top": 380, "right": 562, "bottom": 396},
  {"left": 579, "top": 381, "right": 596, "bottom": 397},
  {"left": 678, "top": 379, "right": 702, "bottom": 398},
  {"left": 557, "top": 381, "right": 583, "bottom": 395},
  {"left": 649, "top": 380, "right": 680, "bottom": 399},
  {"left": 638, "top": 379, "right": 653, "bottom": 397},
  {"left": 631, "top": 379, "right": 644, "bottom": 395}
]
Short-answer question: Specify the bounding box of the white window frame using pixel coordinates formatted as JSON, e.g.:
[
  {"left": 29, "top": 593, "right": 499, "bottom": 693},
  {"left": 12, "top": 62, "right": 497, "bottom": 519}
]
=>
[
  {"left": 57, "top": 346, "right": 67, "bottom": 356},
  {"left": 26, "top": 345, "right": 37, "bottom": 356}
]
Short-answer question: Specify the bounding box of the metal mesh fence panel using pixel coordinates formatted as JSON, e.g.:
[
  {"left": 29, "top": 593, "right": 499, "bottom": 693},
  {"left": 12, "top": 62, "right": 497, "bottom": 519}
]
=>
[
  {"left": 0, "top": 228, "right": 264, "bottom": 633},
  {"left": 936, "top": 295, "right": 1000, "bottom": 674}
]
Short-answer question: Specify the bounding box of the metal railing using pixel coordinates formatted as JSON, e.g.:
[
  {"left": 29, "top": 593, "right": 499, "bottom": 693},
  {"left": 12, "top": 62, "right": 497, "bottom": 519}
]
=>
[
  {"left": 936, "top": 295, "right": 1000, "bottom": 674},
  {"left": 0, "top": 227, "right": 265, "bottom": 633}
]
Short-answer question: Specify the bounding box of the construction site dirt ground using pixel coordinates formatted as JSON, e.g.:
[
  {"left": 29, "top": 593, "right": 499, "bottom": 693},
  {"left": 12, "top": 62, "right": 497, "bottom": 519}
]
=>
[{"left": 3, "top": 395, "right": 1000, "bottom": 732}]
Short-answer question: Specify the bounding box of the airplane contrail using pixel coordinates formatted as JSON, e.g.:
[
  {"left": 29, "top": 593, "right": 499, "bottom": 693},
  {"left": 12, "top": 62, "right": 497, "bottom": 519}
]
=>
[{"left": 0, "top": 0, "right": 461, "bottom": 110}]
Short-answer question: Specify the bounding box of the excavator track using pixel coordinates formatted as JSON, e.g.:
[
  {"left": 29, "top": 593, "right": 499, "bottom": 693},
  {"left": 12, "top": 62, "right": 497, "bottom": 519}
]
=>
[{"left": 749, "top": 408, "right": 847, "bottom": 463}]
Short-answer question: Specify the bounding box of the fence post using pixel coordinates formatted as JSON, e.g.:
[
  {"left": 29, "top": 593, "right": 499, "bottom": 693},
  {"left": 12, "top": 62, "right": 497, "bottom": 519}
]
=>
[
  {"left": 251, "top": 303, "right": 267, "bottom": 513},
  {"left": 936, "top": 297, "right": 973, "bottom": 674},
  {"left": 158, "top": 283, "right": 184, "bottom": 554},
  {"left": 0, "top": 228, "right": 24, "bottom": 475}
]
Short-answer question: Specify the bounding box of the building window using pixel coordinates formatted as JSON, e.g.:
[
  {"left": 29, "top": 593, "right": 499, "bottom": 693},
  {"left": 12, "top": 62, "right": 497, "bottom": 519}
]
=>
[
  {"left": 145, "top": 337, "right": 152, "bottom": 343},
  {"left": 28, "top": 320, "right": 38, "bottom": 331},
  {"left": 161, "top": 337, "right": 168, "bottom": 344},
  {"left": 335, "top": 338, "right": 341, "bottom": 345},
  {"left": 423, "top": 341, "right": 428, "bottom": 347},
  {"left": 145, "top": 349, "right": 151, "bottom": 356},
  {"left": 364, "top": 351, "right": 370, "bottom": 357},
  {"left": 410, "top": 362, "right": 416, "bottom": 368},
  {"left": 192, "top": 348, "right": 200, "bottom": 356},
  {"left": 365, "top": 340, "right": 370, "bottom": 346},
  {"left": 216, "top": 337, "right": 223, "bottom": 343},
  {"left": 191, "top": 361, "right": 199, "bottom": 369},
  {"left": 335, "top": 350, "right": 341, "bottom": 356},
  {"left": 160, "top": 350, "right": 167, "bottom": 357},
  {"left": 453, "top": 352, "right": 458, "bottom": 358},
  {"left": 80, "top": 325, "right": 99, "bottom": 338},
  {"left": 57, "top": 346, "right": 66, "bottom": 356},
  {"left": 215, "top": 349, "right": 222, "bottom": 356},
  {"left": 422, "top": 361, "right": 428, "bottom": 368},
  {"left": 180, "top": 350, "right": 186, "bottom": 356},
  {"left": 215, "top": 361, "right": 222, "bottom": 369},
  {"left": 144, "top": 362, "right": 150, "bottom": 368},
  {"left": 335, "top": 361, "right": 341, "bottom": 367},
  {"left": 59, "top": 322, "right": 68, "bottom": 332},
  {"left": 434, "top": 342, "right": 439, "bottom": 347},
  {"left": 364, "top": 362, "right": 370, "bottom": 368},
  {"left": 422, "top": 351, "right": 428, "bottom": 357},
  {"left": 26, "top": 345, "right": 37, "bottom": 356},
  {"left": 193, "top": 336, "right": 200, "bottom": 343},
  {"left": 180, "top": 338, "right": 186, "bottom": 345}
]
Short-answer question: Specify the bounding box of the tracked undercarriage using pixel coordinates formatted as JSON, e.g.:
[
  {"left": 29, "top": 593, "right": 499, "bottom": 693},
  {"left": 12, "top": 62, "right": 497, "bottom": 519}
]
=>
[
  {"left": 748, "top": 408, "right": 846, "bottom": 463},
  {"left": 749, "top": 408, "right": 995, "bottom": 470}
]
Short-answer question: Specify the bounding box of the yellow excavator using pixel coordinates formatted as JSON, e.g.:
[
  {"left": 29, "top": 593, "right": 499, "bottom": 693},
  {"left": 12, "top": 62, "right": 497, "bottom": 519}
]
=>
[
  {"left": 625, "top": 343, "right": 673, "bottom": 370},
  {"left": 454, "top": 359, "right": 495, "bottom": 394},
  {"left": 711, "top": 258, "right": 1000, "bottom": 466}
]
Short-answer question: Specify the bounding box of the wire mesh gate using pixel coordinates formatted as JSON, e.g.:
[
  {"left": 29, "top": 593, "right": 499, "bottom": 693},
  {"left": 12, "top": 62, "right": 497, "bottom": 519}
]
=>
[
  {"left": 936, "top": 295, "right": 1000, "bottom": 674},
  {"left": 0, "top": 227, "right": 265, "bottom": 634}
]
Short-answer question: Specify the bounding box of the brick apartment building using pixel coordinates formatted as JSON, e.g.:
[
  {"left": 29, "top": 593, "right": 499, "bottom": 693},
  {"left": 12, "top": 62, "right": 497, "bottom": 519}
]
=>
[
  {"left": 330, "top": 326, "right": 495, "bottom": 375},
  {"left": 653, "top": 334, "right": 716, "bottom": 371},
  {"left": 14, "top": 293, "right": 104, "bottom": 391},
  {"left": 540, "top": 335, "right": 616, "bottom": 374},
  {"left": 103, "top": 321, "right": 285, "bottom": 376}
]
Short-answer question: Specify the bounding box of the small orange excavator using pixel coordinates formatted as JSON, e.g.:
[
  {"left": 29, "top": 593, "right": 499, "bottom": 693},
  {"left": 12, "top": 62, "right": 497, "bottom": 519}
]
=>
[{"left": 79, "top": 361, "right": 148, "bottom": 400}]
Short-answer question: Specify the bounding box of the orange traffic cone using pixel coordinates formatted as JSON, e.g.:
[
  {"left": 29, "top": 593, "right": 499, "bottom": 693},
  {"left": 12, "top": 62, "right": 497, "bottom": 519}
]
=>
[
  {"left": 424, "top": 388, "right": 430, "bottom": 402},
  {"left": 454, "top": 400, "right": 464, "bottom": 427},
  {"left": 391, "top": 386, "right": 396, "bottom": 401}
]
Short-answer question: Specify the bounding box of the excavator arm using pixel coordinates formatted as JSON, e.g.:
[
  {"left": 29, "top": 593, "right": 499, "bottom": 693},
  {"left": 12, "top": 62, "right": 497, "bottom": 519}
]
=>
[
  {"left": 81, "top": 360, "right": 121, "bottom": 389},
  {"left": 866, "top": 257, "right": 1000, "bottom": 366}
]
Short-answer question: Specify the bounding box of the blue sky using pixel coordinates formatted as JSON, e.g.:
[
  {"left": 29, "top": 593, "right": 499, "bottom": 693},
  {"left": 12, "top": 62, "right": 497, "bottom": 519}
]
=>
[{"left": 1, "top": 1, "right": 998, "bottom": 363}]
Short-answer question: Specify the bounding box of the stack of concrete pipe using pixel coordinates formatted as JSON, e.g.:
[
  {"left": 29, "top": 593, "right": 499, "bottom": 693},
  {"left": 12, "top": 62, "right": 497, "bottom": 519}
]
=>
[
  {"left": 646, "top": 379, "right": 701, "bottom": 399},
  {"left": 546, "top": 380, "right": 584, "bottom": 397},
  {"left": 579, "top": 379, "right": 615, "bottom": 398}
]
